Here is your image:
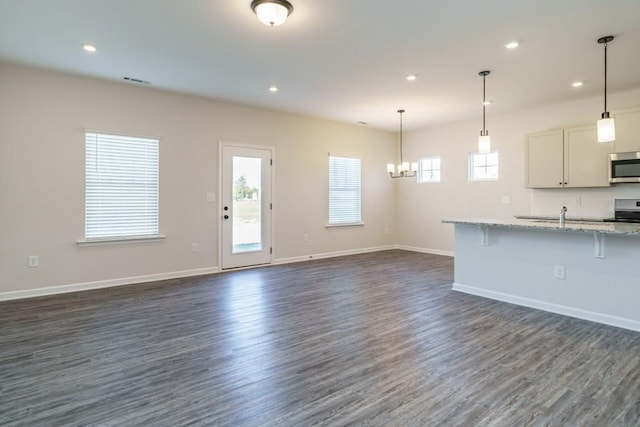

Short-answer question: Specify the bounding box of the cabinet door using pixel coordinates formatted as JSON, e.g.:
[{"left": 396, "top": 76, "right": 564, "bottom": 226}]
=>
[
  {"left": 525, "top": 129, "right": 564, "bottom": 188},
  {"left": 564, "top": 125, "right": 612, "bottom": 188},
  {"left": 613, "top": 108, "right": 640, "bottom": 153}
]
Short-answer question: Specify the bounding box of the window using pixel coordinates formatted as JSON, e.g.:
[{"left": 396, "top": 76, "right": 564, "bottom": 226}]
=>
[
  {"left": 418, "top": 156, "right": 441, "bottom": 183},
  {"left": 85, "top": 132, "right": 159, "bottom": 240},
  {"left": 328, "top": 155, "right": 362, "bottom": 226},
  {"left": 469, "top": 151, "right": 499, "bottom": 181}
]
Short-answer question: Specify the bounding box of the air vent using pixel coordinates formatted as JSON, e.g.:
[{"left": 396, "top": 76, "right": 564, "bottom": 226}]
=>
[{"left": 123, "top": 77, "right": 150, "bottom": 85}]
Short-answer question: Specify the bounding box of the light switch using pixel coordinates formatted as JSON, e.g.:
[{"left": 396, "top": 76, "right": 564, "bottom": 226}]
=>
[
  {"left": 206, "top": 193, "right": 216, "bottom": 202},
  {"left": 501, "top": 196, "right": 511, "bottom": 204}
]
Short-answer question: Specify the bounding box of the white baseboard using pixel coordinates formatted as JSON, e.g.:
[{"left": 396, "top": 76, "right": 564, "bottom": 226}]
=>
[
  {"left": 452, "top": 282, "right": 640, "bottom": 333},
  {"left": 0, "top": 267, "right": 221, "bottom": 302},
  {"left": 274, "top": 245, "right": 396, "bottom": 265},
  {"left": 395, "top": 245, "right": 454, "bottom": 257},
  {"left": 1, "top": 246, "right": 449, "bottom": 302}
]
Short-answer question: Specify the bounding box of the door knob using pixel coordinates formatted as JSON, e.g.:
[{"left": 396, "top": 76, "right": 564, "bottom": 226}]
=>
[
  {"left": 224, "top": 206, "right": 229, "bottom": 211},
  {"left": 224, "top": 215, "right": 229, "bottom": 219}
]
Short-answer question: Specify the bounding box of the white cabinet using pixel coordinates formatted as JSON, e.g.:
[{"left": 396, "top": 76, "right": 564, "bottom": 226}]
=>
[
  {"left": 525, "top": 129, "right": 564, "bottom": 188},
  {"left": 613, "top": 108, "right": 640, "bottom": 153},
  {"left": 564, "top": 125, "right": 612, "bottom": 188},
  {"left": 526, "top": 126, "right": 612, "bottom": 188}
]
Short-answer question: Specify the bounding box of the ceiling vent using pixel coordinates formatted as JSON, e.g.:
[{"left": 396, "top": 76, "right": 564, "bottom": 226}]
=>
[{"left": 123, "top": 77, "right": 150, "bottom": 85}]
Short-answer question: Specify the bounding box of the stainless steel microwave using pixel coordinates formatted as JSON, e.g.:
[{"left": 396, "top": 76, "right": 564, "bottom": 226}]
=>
[{"left": 609, "top": 152, "right": 640, "bottom": 183}]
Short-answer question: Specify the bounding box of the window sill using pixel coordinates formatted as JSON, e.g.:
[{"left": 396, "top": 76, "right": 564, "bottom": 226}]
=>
[
  {"left": 77, "top": 234, "right": 166, "bottom": 247},
  {"left": 325, "top": 222, "right": 365, "bottom": 229}
]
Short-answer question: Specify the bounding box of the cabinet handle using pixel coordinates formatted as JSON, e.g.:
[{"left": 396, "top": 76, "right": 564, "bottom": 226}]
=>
[
  {"left": 564, "top": 182, "right": 568, "bottom": 185},
  {"left": 559, "top": 182, "right": 562, "bottom": 185}
]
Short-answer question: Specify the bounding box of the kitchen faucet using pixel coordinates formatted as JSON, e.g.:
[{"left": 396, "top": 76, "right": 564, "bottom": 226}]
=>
[{"left": 560, "top": 206, "right": 567, "bottom": 225}]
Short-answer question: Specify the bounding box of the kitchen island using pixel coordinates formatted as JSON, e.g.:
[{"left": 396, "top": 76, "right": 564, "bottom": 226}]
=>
[{"left": 443, "top": 218, "right": 640, "bottom": 332}]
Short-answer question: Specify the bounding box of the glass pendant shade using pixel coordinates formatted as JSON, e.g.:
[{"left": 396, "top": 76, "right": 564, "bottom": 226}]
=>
[
  {"left": 387, "top": 163, "right": 395, "bottom": 174},
  {"left": 597, "top": 117, "right": 616, "bottom": 143},
  {"left": 478, "top": 134, "right": 491, "bottom": 154},
  {"left": 251, "top": 0, "right": 292, "bottom": 27}
]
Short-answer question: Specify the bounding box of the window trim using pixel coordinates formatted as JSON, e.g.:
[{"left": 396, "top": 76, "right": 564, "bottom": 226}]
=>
[
  {"left": 468, "top": 151, "right": 499, "bottom": 182},
  {"left": 82, "top": 131, "right": 161, "bottom": 244},
  {"left": 417, "top": 155, "right": 442, "bottom": 184},
  {"left": 327, "top": 154, "right": 363, "bottom": 227}
]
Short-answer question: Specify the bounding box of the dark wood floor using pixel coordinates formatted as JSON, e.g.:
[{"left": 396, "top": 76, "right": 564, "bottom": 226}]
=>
[{"left": 1, "top": 250, "right": 639, "bottom": 426}]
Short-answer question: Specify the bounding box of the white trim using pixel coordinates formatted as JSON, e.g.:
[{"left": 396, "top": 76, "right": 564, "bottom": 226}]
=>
[
  {"left": 452, "top": 282, "right": 640, "bottom": 333},
  {"left": 325, "top": 222, "right": 365, "bottom": 228},
  {"left": 0, "top": 267, "right": 220, "bottom": 302},
  {"left": 77, "top": 234, "right": 166, "bottom": 246},
  {"left": 218, "top": 141, "right": 275, "bottom": 270},
  {"left": 395, "top": 244, "right": 454, "bottom": 257},
  {"left": 274, "top": 245, "right": 395, "bottom": 265}
]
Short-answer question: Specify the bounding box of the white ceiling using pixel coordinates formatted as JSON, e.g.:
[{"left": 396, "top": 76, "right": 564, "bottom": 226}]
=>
[{"left": 1, "top": 0, "right": 639, "bottom": 131}]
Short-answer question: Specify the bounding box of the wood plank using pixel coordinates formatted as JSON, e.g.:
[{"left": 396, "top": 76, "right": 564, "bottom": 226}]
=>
[{"left": 0, "top": 250, "right": 638, "bottom": 425}]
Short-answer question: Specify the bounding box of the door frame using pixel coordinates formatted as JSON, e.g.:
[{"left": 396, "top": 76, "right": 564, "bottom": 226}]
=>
[{"left": 218, "top": 141, "right": 275, "bottom": 269}]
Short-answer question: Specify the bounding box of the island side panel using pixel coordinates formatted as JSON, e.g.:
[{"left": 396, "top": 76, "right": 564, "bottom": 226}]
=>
[{"left": 452, "top": 223, "right": 640, "bottom": 331}]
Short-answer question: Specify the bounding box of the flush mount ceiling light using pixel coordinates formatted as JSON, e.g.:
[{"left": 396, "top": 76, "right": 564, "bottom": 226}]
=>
[
  {"left": 269, "top": 85, "right": 279, "bottom": 92},
  {"left": 251, "top": 0, "right": 293, "bottom": 27},
  {"left": 406, "top": 74, "right": 418, "bottom": 81},
  {"left": 597, "top": 35, "right": 615, "bottom": 143},
  {"left": 83, "top": 43, "right": 97, "bottom": 53},
  {"left": 505, "top": 41, "right": 519, "bottom": 49},
  {"left": 572, "top": 81, "right": 584, "bottom": 88},
  {"left": 387, "top": 109, "right": 417, "bottom": 179},
  {"left": 478, "top": 70, "right": 492, "bottom": 154}
]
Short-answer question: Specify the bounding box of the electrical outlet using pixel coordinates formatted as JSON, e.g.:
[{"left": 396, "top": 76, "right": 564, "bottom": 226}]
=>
[
  {"left": 574, "top": 197, "right": 582, "bottom": 206},
  {"left": 191, "top": 243, "right": 198, "bottom": 253},
  {"left": 303, "top": 233, "right": 309, "bottom": 242},
  {"left": 28, "top": 255, "right": 39, "bottom": 268},
  {"left": 501, "top": 195, "right": 511, "bottom": 204},
  {"left": 554, "top": 265, "right": 566, "bottom": 280},
  {"left": 206, "top": 193, "right": 215, "bottom": 202}
]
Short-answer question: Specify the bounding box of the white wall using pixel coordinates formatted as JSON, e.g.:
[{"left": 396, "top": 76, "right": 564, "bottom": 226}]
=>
[
  {"left": 0, "top": 62, "right": 397, "bottom": 294},
  {"left": 398, "top": 88, "right": 640, "bottom": 253}
]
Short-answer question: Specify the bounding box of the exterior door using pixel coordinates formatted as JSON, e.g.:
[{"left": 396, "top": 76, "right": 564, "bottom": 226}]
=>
[{"left": 221, "top": 144, "right": 272, "bottom": 269}]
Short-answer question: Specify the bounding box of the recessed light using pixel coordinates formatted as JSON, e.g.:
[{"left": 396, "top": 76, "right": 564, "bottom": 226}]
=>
[
  {"left": 572, "top": 81, "right": 584, "bottom": 88},
  {"left": 83, "top": 43, "right": 97, "bottom": 53},
  {"left": 269, "top": 86, "right": 278, "bottom": 92},
  {"left": 406, "top": 74, "right": 418, "bottom": 81},
  {"left": 505, "top": 41, "right": 519, "bottom": 49},
  {"left": 483, "top": 100, "right": 492, "bottom": 106}
]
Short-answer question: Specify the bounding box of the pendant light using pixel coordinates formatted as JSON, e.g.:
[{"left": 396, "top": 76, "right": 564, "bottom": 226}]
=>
[
  {"left": 250, "top": 0, "right": 293, "bottom": 27},
  {"left": 478, "top": 70, "right": 491, "bottom": 154},
  {"left": 387, "top": 109, "right": 417, "bottom": 178},
  {"left": 597, "top": 36, "right": 615, "bottom": 143}
]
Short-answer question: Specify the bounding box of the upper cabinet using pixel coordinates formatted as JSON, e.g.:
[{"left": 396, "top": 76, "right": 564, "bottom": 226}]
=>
[
  {"left": 613, "top": 108, "right": 640, "bottom": 153},
  {"left": 525, "top": 129, "right": 564, "bottom": 188},
  {"left": 525, "top": 126, "right": 612, "bottom": 188},
  {"left": 564, "top": 125, "right": 612, "bottom": 188}
]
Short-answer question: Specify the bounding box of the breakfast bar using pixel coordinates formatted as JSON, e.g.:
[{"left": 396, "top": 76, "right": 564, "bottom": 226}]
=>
[{"left": 443, "top": 218, "right": 640, "bottom": 332}]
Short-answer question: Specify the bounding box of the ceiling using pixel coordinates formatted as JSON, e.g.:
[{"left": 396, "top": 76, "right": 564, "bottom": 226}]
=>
[{"left": 1, "top": 0, "right": 640, "bottom": 131}]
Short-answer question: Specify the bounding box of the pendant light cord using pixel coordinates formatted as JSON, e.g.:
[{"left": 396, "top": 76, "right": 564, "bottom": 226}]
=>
[
  {"left": 604, "top": 40, "right": 608, "bottom": 113},
  {"left": 482, "top": 74, "right": 486, "bottom": 135}
]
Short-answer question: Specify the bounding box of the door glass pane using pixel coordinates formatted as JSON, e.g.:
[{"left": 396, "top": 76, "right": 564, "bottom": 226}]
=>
[{"left": 232, "top": 156, "right": 262, "bottom": 253}]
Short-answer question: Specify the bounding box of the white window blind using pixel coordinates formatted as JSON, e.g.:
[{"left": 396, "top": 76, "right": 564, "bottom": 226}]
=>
[
  {"left": 85, "top": 132, "right": 159, "bottom": 240},
  {"left": 328, "top": 155, "right": 361, "bottom": 225}
]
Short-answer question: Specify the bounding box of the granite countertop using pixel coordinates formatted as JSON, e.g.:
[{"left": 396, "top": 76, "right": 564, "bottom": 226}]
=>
[{"left": 442, "top": 218, "right": 640, "bottom": 236}]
